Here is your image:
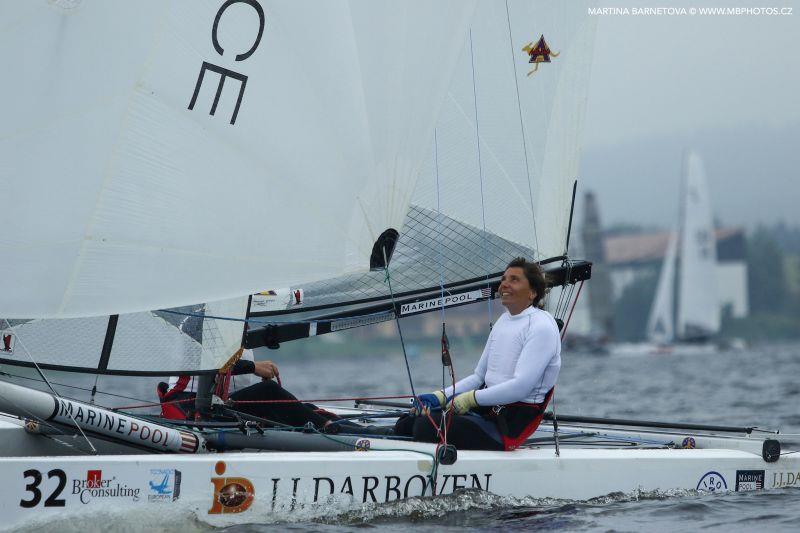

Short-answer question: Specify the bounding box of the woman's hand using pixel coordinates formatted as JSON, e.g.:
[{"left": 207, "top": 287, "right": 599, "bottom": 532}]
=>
[
  {"left": 413, "top": 390, "right": 447, "bottom": 414},
  {"left": 452, "top": 391, "right": 478, "bottom": 414},
  {"left": 253, "top": 360, "right": 280, "bottom": 381}
]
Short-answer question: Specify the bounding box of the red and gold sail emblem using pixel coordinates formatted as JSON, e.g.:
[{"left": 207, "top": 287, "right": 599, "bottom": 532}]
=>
[{"left": 522, "top": 35, "right": 559, "bottom": 76}]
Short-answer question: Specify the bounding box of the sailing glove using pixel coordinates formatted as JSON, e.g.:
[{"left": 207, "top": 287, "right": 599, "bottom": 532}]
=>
[
  {"left": 452, "top": 391, "right": 478, "bottom": 414},
  {"left": 416, "top": 390, "right": 447, "bottom": 411}
]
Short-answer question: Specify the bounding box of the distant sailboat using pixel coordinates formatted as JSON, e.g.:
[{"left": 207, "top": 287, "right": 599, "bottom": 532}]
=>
[{"left": 645, "top": 151, "right": 720, "bottom": 351}]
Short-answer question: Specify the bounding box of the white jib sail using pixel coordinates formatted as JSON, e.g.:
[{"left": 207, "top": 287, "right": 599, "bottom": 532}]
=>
[
  {"left": 646, "top": 231, "right": 678, "bottom": 344},
  {"left": 0, "top": 1, "right": 476, "bottom": 319},
  {"left": 412, "top": 1, "right": 598, "bottom": 261},
  {"left": 676, "top": 151, "right": 720, "bottom": 338}
]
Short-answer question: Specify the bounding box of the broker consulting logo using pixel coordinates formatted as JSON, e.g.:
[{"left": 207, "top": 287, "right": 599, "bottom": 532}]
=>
[
  {"left": 697, "top": 471, "right": 728, "bottom": 492},
  {"left": 208, "top": 461, "right": 255, "bottom": 514}
]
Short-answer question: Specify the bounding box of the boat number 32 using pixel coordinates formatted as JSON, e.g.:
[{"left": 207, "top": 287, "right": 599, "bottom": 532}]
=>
[{"left": 19, "top": 469, "right": 67, "bottom": 508}]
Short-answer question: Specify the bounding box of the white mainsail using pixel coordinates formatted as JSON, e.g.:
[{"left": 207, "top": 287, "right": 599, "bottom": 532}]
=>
[
  {"left": 646, "top": 231, "right": 677, "bottom": 344},
  {"left": 0, "top": 1, "right": 476, "bottom": 319},
  {"left": 0, "top": 1, "right": 598, "bottom": 373},
  {"left": 676, "top": 151, "right": 720, "bottom": 339}
]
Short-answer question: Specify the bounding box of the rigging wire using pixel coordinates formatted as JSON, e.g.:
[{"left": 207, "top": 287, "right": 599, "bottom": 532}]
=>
[
  {"left": 504, "top": 0, "right": 540, "bottom": 259},
  {"left": 0, "top": 370, "right": 153, "bottom": 404},
  {"left": 0, "top": 319, "right": 97, "bottom": 454},
  {"left": 0, "top": 388, "right": 95, "bottom": 454},
  {"left": 382, "top": 253, "right": 418, "bottom": 404},
  {"left": 432, "top": 128, "right": 457, "bottom": 446},
  {"left": 468, "top": 28, "right": 494, "bottom": 329}
]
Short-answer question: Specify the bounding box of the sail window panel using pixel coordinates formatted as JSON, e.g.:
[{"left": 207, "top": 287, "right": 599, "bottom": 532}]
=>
[
  {"left": 107, "top": 297, "right": 248, "bottom": 374},
  {"left": 254, "top": 205, "right": 535, "bottom": 315},
  {"left": 104, "top": 312, "right": 204, "bottom": 374},
  {"left": 0, "top": 317, "right": 106, "bottom": 370}
]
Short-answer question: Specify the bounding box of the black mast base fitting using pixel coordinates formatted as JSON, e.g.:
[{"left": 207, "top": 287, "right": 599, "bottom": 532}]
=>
[
  {"left": 763, "top": 439, "right": 781, "bottom": 462},
  {"left": 437, "top": 444, "right": 458, "bottom": 465}
]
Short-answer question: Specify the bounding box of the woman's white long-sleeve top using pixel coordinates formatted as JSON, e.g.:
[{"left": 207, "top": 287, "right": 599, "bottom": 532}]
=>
[{"left": 444, "top": 306, "right": 561, "bottom": 405}]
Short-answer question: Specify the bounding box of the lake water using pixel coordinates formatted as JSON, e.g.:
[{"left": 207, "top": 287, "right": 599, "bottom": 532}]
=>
[{"left": 7, "top": 339, "right": 800, "bottom": 532}]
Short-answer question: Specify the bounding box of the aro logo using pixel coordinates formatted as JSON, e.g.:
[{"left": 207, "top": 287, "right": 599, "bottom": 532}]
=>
[{"left": 208, "top": 461, "right": 255, "bottom": 514}]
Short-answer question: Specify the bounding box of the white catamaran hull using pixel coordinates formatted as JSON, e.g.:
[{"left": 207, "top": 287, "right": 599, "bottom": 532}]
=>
[{"left": 1, "top": 422, "right": 797, "bottom": 530}]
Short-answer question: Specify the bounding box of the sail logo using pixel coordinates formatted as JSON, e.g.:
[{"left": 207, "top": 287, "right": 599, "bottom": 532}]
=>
[
  {"left": 72, "top": 470, "right": 141, "bottom": 504},
  {"left": 291, "top": 289, "right": 304, "bottom": 306},
  {"left": 735, "top": 470, "right": 764, "bottom": 491},
  {"left": 1, "top": 330, "right": 14, "bottom": 354},
  {"left": 250, "top": 288, "right": 305, "bottom": 311},
  {"left": 522, "top": 35, "right": 559, "bottom": 76},
  {"left": 400, "top": 288, "right": 491, "bottom": 316},
  {"left": 148, "top": 469, "right": 182, "bottom": 502},
  {"left": 188, "top": 0, "right": 266, "bottom": 125},
  {"left": 696, "top": 471, "right": 727, "bottom": 492},
  {"left": 209, "top": 461, "right": 255, "bottom": 514}
]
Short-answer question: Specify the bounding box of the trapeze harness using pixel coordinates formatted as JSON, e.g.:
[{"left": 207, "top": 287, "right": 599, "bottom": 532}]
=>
[{"left": 397, "top": 306, "right": 561, "bottom": 451}]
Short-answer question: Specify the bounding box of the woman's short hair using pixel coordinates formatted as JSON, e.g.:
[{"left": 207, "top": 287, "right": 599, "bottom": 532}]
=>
[{"left": 506, "top": 257, "right": 548, "bottom": 308}]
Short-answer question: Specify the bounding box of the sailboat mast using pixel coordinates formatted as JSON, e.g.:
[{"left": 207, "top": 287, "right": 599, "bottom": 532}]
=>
[
  {"left": 674, "top": 150, "right": 689, "bottom": 338},
  {"left": 564, "top": 180, "right": 579, "bottom": 256}
]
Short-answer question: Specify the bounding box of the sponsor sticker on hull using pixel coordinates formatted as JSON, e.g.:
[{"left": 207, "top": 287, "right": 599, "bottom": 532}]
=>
[
  {"left": 265, "top": 472, "right": 493, "bottom": 510},
  {"left": 770, "top": 471, "right": 800, "bottom": 488},
  {"left": 697, "top": 471, "right": 728, "bottom": 492},
  {"left": 72, "top": 470, "right": 140, "bottom": 504},
  {"left": 148, "top": 469, "right": 182, "bottom": 502},
  {"left": 735, "top": 470, "right": 765, "bottom": 491},
  {"left": 209, "top": 462, "right": 255, "bottom": 514}
]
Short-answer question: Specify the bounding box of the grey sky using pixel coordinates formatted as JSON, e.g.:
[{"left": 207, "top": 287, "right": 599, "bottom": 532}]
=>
[{"left": 578, "top": 0, "right": 799, "bottom": 229}]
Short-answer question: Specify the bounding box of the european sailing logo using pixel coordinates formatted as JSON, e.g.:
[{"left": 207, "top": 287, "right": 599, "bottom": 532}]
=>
[{"left": 148, "top": 469, "right": 182, "bottom": 502}]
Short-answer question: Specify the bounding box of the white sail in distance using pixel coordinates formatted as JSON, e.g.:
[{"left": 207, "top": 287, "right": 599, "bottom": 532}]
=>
[
  {"left": 646, "top": 231, "right": 678, "bottom": 344},
  {"left": 0, "top": 1, "right": 476, "bottom": 319},
  {"left": 676, "top": 151, "right": 720, "bottom": 339}
]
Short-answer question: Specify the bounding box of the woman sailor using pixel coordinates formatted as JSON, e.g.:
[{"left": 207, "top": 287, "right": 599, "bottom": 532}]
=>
[{"left": 394, "top": 257, "right": 560, "bottom": 451}]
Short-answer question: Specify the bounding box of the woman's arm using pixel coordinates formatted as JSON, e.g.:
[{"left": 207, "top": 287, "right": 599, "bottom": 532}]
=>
[{"left": 443, "top": 337, "right": 489, "bottom": 397}]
